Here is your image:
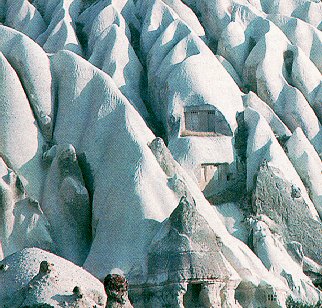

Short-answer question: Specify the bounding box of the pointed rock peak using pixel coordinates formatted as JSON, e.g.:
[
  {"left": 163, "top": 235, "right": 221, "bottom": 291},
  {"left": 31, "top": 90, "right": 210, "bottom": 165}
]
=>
[
  {"left": 167, "top": 195, "right": 228, "bottom": 254},
  {"left": 169, "top": 195, "right": 198, "bottom": 234},
  {"left": 145, "top": 195, "right": 240, "bottom": 284}
]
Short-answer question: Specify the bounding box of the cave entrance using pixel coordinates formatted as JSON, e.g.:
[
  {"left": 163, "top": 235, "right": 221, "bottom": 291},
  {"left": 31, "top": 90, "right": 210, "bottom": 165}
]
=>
[
  {"left": 183, "top": 283, "right": 202, "bottom": 307},
  {"left": 199, "top": 163, "right": 230, "bottom": 190}
]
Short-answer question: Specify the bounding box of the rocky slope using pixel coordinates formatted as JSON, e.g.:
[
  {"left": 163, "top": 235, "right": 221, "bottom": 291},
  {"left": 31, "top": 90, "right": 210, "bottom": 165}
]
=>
[{"left": 0, "top": 0, "right": 321, "bottom": 307}]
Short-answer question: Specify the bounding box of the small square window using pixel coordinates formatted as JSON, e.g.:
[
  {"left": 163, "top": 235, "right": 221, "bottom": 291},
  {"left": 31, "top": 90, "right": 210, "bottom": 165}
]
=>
[{"left": 267, "top": 294, "right": 277, "bottom": 301}]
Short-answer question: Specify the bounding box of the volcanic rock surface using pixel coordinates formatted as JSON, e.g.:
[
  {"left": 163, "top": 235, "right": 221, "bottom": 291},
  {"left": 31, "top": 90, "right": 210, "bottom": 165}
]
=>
[{"left": 0, "top": 0, "right": 321, "bottom": 307}]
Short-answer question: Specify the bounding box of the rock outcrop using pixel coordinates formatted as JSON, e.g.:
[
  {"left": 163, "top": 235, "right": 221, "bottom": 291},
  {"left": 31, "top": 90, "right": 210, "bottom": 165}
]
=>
[
  {"left": 0, "top": 248, "right": 106, "bottom": 307},
  {"left": 0, "top": 51, "right": 46, "bottom": 200},
  {"left": 0, "top": 159, "right": 52, "bottom": 259},
  {"left": 42, "top": 144, "right": 91, "bottom": 265},
  {"left": 0, "top": 0, "right": 321, "bottom": 306},
  {"left": 129, "top": 196, "right": 243, "bottom": 308},
  {"left": 104, "top": 274, "right": 133, "bottom": 308},
  {"left": 252, "top": 161, "right": 322, "bottom": 265},
  {"left": 285, "top": 128, "right": 322, "bottom": 219},
  {"left": 0, "top": 26, "right": 54, "bottom": 139}
]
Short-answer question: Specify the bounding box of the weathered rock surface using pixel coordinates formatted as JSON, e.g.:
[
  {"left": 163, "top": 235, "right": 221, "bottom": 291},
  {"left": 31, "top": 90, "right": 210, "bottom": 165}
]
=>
[
  {"left": 0, "top": 0, "right": 321, "bottom": 306},
  {"left": 0, "top": 248, "right": 106, "bottom": 307},
  {"left": 0, "top": 52, "right": 46, "bottom": 201},
  {"left": 104, "top": 274, "right": 133, "bottom": 308},
  {"left": 250, "top": 216, "right": 320, "bottom": 304},
  {"left": 5, "top": 0, "right": 46, "bottom": 40},
  {"left": 33, "top": 0, "right": 83, "bottom": 55},
  {"left": 286, "top": 128, "right": 322, "bottom": 219},
  {"left": 89, "top": 23, "right": 149, "bottom": 119},
  {"left": 42, "top": 144, "right": 91, "bottom": 266},
  {"left": 0, "top": 26, "right": 54, "bottom": 139},
  {"left": 245, "top": 107, "right": 319, "bottom": 220},
  {"left": 252, "top": 161, "right": 322, "bottom": 265},
  {"left": 51, "top": 50, "right": 179, "bottom": 278},
  {"left": 129, "top": 196, "right": 242, "bottom": 307},
  {"left": 0, "top": 159, "right": 52, "bottom": 260}
]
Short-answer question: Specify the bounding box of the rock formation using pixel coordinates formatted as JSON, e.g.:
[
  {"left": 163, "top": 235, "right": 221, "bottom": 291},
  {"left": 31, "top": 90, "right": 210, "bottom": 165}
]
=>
[
  {"left": 129, "top": 196, "right": 243, "bottom": 307},
  {"left": 0, "top": 0, "right": 321, "bottom": 307},
  {"left": 104, "top": 274, "right": 133, "bottom": 308},
  {"left": 0, "top": 248, "right": 106, "bottom": 307}
]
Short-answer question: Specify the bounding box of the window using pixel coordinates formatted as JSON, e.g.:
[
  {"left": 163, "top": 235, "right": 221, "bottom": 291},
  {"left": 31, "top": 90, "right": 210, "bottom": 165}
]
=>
[
  {"left": 184, "top": 109, "right": 217, "bottom": 133},
  {"left": 200, "top": 163, "right": 230, "bottom": 190},
  {"left": 183, "top": 106, "right": 232, "bottom": 136},
  {"left": 267, "top": 294, "right": 277, "bottom": 301}
]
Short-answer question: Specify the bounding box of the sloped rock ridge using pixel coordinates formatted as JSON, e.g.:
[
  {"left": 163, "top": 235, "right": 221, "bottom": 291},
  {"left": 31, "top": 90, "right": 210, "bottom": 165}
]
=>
[
  {"left": 252, "top": 161, "right": 322, "bottom": 265},
  {"left": 0, "top": 0, "right": 321, "bottom": 307}
]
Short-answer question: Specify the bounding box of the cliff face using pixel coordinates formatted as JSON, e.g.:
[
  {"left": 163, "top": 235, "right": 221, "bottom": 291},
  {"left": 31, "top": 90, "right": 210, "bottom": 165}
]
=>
[{"left": 0, "top": 0, "right": 321, "bottom": 307}]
